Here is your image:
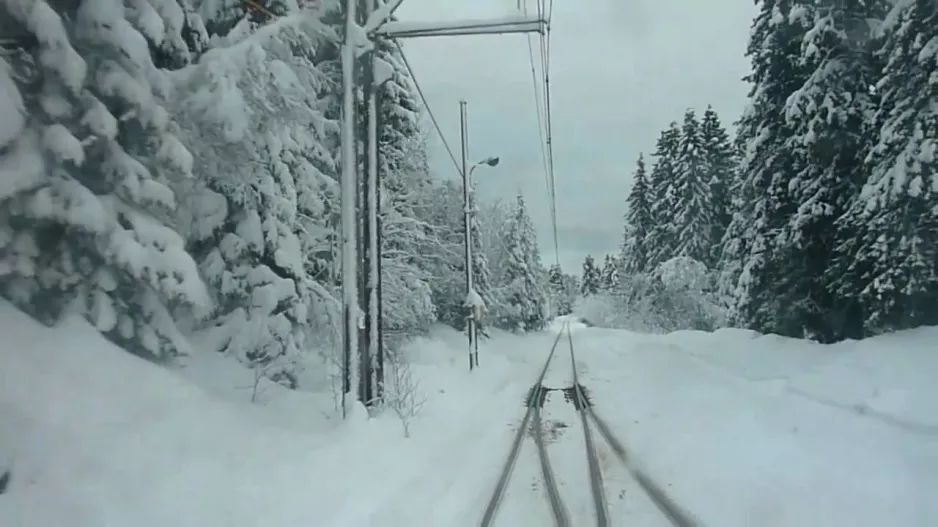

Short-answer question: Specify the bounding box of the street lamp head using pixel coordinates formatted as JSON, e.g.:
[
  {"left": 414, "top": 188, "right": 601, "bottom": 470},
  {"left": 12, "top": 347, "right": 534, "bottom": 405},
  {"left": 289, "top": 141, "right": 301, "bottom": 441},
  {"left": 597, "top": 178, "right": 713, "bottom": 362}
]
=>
[{"left": 468, "top": 156, "right": 500, "bottom": 177}]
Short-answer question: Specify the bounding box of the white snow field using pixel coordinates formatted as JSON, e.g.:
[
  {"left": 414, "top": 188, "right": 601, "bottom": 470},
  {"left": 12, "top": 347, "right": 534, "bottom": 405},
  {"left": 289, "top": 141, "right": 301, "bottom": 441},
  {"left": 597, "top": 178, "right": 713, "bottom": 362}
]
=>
[{"left": 1, "top": 303, "right": 937, "bottom": 526}]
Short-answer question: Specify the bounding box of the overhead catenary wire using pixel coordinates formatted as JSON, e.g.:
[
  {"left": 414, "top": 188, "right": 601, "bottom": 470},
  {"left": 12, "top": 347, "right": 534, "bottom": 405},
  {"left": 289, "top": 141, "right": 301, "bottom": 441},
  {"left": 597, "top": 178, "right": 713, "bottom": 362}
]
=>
[
  {"left": 542, "top": 0, "right": 561, "bottom": 270},
  {"left": 393, "top": 40, "right": 465, "bottom": 178},
  {"left": 524, "top": 23, "right": 551, "bottom": 198},
  {"left": 522, "top": 1, "right": 550, "bottom": 196},
  {"left": 524, "top": 0, "right": 561, "bottom": 269},
  {"left": 396, "top": 1, "right": 563, "bottom": 272}
]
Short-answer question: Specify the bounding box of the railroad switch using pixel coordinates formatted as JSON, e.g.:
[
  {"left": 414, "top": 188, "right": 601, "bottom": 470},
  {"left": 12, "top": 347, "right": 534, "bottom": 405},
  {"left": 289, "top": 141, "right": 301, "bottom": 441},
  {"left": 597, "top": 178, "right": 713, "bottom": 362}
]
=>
[
  {"left": 562, "top": 384, "right": 593, "bottom": 409},
  {"left": 524, "top": 385, "right": 555, "bottom": 408}
]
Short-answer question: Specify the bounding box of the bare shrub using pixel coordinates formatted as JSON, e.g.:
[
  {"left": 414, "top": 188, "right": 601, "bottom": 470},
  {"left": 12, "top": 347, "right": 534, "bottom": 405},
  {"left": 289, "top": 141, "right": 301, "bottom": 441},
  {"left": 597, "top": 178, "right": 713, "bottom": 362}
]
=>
[{"left": 383, "top": 354, "right": 425, "bottom": 438}]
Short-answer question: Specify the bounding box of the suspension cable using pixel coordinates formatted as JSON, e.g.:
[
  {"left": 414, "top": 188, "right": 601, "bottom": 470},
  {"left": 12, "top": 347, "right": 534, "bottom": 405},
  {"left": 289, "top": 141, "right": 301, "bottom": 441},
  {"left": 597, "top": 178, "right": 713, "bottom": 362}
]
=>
[
  {"left": 394, "top": 41, "right": 464, "bottom": 178},
  {"left": 524, "top": 4, "right": 551, "bottom": 203},
  {"left": 524, "top": 0, "right": 561, "bottom": 269},
  {"left": 542, "top": 0, "right": 560, "bottom": 270},
  {"left": 397, "top": 1, "right": 563, "bottom": 272}
]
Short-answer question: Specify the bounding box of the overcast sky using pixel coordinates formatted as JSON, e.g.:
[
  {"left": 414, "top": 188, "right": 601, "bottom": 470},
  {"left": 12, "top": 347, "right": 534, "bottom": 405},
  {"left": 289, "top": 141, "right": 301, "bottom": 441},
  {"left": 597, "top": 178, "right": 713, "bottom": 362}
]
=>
[{"left": 395, "top": 0, "right": 756, "bottom": 273}]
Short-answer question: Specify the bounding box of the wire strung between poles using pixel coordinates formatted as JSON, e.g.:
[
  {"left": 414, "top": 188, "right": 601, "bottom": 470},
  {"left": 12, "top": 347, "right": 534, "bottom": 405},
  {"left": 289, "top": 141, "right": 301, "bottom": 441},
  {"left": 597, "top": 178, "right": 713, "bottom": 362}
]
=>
[{"left": 522, "top": 0, "right": 561, "bottom": 270}]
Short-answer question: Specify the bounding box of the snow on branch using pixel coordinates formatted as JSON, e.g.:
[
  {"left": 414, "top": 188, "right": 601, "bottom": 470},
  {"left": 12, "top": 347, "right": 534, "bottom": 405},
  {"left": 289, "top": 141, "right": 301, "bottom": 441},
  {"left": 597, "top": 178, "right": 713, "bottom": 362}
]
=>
[{"left": 363, "top": 0, "right": 406, "bottom": 34}]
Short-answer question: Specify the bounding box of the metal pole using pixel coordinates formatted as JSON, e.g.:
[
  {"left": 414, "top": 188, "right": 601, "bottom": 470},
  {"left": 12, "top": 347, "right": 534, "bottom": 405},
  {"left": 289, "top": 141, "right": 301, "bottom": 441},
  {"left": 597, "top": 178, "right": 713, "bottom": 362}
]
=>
[
  {"left": 358, "top": 1, "right": 372, "bottom": 406},
  {"left": 460, "top": 100, "right": 475, "bottom": 371},
  {"left": 374, "top": 93, "right": 385, "bottom": 401},
  {"left": 466, "top": 157, "right": 498, "bottom": 369},
  {"left": 469, "top": 175, "right": 480, "bottom": 369},
  {"left": 340, "top": 0, "right": 359, "bottom": 415},
  {"left": 364, "top": 0, "right": 380, "bottom": 405}
]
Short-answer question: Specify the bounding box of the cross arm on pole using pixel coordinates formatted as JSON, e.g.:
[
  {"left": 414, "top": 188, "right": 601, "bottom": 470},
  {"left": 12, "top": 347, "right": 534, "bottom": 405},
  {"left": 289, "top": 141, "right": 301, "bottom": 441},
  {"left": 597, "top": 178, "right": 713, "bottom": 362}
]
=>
[{"left": 374, "top": 15, "right": 546, "bottom": 39}]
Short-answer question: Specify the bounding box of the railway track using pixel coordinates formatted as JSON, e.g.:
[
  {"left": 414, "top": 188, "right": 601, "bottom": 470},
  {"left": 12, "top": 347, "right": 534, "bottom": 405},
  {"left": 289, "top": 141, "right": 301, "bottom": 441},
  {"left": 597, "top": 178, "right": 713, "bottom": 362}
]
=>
[{"left": 480, "top": 320, "right": 702, "bottom": 527}]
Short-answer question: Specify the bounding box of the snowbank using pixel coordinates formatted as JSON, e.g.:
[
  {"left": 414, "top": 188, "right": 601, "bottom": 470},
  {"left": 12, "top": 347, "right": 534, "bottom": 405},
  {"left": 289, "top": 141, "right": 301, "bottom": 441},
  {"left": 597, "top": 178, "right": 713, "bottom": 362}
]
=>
[
  {"left": 0, "top": 300, "right": 332, "bottom": 526},
  {"left": 0, "top": 302, "right": 540, "bottom": 526},
  {"left": 660, "top": 326, "right": 938, "bottom": 431},
  {"left": 577, "top": 326, "right": 938, "bottom": 527},
  {"left": 2, "top": 300, "right": 935, "bottom": 526}
]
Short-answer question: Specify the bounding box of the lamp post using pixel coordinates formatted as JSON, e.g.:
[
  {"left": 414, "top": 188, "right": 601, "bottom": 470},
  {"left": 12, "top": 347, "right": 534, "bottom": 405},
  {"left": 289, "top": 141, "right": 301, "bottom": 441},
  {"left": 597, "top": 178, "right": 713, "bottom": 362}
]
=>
[
  {"left": 466, "top": 155, "right": 498, "bottom": 369},
  {"left": 460, "top": 99, "right": 500, "bottom": 371}
]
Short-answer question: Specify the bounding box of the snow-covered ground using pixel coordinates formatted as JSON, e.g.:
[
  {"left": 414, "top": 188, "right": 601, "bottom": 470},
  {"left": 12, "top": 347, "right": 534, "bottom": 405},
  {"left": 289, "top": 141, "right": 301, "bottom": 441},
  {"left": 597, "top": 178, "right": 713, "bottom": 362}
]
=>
[{"left": 1, "top": 303, "right": 936, "bottom": 526}]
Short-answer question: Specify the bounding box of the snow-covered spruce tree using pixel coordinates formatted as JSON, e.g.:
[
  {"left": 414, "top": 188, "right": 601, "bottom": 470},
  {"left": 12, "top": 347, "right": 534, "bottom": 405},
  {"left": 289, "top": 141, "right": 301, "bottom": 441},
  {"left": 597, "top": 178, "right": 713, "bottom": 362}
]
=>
[
  {"left": 478, "top": 198, "right": 518, "bottom": 324},
  {"left": 775, "top": 0, "right": 884, "bottom": 341},
  {"left": 422, "top": 179, "right": 466, "bottom": 328},
  {"left": 622, "top": 153, "right": 652, "bottom": 274},
  {"left": 599, "top": 254, "right": 619, "bottom": 291},
  {"left": 198, "top": 0, "right": 249, "bottom": 36},
  {"left": 0, "top": 0, "right": 210, "bottom": 360},
  {"left": 671, "top": 109, "right": 714, "bottom": 266},
  {"left": 715, "top": 125, "right": 750, "bottom": 309},
  {"left": 171, "top": 16, "right": 339, "bottom": 384},
  {"left": 198, "top": 0, "right": 300, "bottom": 39},
  {"left": 128, "top": 0, "right": 210, "bottom": 70},
  {"left": 580, "top": 254, "right": 601, "bottom": 296},
  {"left": 467, "top": 186, "right": 495, "bottom": 335},
  {"left": 372, "top": 40, "right": 441, "bottom": 336},
  {"left": 412, "top": 176, "right": 495, "bottom": 335},
  {"left": 645, "top": 122, "right": 681, "bottom": 268},
  {"left": 830, "top": 0, "right": 938, "bottom": 336},
  {"left": 560, "top": 271, "right": 579, "bottom": 312},
  {"left": 650, "top": 255, "right": 724, "bottom": 331},
  {"left": 547, "top": 264, "right": 569, "bottom": 316},
  {"left": 725, "top": 0, "right": 815, "bottom": 334},
  {"left": 378, "top": 132, "right": 439, "bottom": 335},
  {"left": 699, "top": 105, "right": 735, "bottom": 265},
  {"left": 479, "top": 199, "right": 512, "bottom": 273},
  {"left": 500, "top": 193, "right": 547, "bottom": 332}
]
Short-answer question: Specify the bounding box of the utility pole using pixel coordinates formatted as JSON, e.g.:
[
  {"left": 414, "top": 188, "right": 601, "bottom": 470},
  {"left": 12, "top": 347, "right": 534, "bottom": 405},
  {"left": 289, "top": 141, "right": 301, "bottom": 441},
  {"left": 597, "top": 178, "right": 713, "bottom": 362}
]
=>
[
  {"left": 360, "top": 0, "right": 398, "bottom": 406},
  {"left": 364, "top": 0, "right": 396, "bottom": 404},
  {"left": 373, "top": 106, "right": 386, "bottom": 400},
  {"left": 359, "top": 0, "right": 375, "bottom": 406},
  {"left": 341, "top": 0, "right": 546, "bottom": 412},
  {"left": 340, "top": 0, "right": 359, "bottom": 416},
  {"left": 365, "top": 31, "right": 382, "bottom": 404}
]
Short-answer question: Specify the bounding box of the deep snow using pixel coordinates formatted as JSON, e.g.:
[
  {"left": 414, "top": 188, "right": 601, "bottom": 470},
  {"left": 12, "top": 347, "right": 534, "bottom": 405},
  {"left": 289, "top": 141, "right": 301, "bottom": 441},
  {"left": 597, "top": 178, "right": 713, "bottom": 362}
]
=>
[{"left": 1, "top": 303, "right": 936, "bottom": 526}]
